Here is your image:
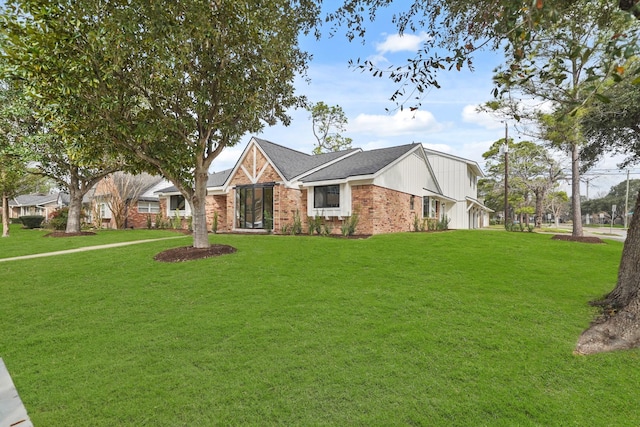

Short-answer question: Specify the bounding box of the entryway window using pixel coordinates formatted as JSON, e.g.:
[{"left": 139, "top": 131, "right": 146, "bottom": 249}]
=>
[{"left": 236, "top": 184, "right": 274, "bottom": 230}]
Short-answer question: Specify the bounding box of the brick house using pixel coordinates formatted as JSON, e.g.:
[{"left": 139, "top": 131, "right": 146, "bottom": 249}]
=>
[
  {"left": 156, "top": 137, "right": 491, "bottom": 235},
  {"left": 91, "top": 173, "right": 166, "bottom": 229}
]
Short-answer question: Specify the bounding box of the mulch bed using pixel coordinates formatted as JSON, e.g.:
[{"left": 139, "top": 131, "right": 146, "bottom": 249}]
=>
[
  {"left": 154, "top": 245, "right": 237, "bottom": 263},
  {"left": 43, "top": 231, "right": 97, "bottom": 237},
  {"left": 551, "top": 234, "right": 605, "bottom": 244}
]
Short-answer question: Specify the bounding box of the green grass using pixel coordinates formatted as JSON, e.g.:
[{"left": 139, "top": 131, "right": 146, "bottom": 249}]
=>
[
  {"left": 0, "top": 224, "right": 189, "bottom": 259},
  {"left": 0, "top": 227, "right": 636, "bottom": 426}
]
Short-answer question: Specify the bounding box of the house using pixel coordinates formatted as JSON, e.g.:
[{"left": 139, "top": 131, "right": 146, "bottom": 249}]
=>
[
  {"left": 90, "top": 173, "right": 167, "bottom": 229},
  {"left": 423, "top": 148, "right": 490, "bottom": 229},
  {"left": 155, "top": 137, "right": 491, "bottom": 235},
  {"left": 8, "top": 193, "right": 65, "bottom": 219}
]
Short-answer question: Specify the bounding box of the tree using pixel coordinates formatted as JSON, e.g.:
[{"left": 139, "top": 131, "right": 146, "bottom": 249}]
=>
[
  {"left": 582, "top": 179, "right": 640, "bottom": 223},
  {"left": 1, "top": 0, "right": 320, "bottom": 248},
  {"left": 0, "top": 80, "right": 39, "bottom": 237},
  {"left": 490, "top": 0, "right": 638, "bottom": 237},
  {"left": 307, "top": 101, "right": 353, "bottom": 154},
  {"left": 482, "top": 139, "right": 563, "bottom": 228},
  {"left": 99, "top": 172, "right": 158, "bottom": 229},
  {"left": 327, "top": 1, "right": 639, "bottom": 109},
  {"left": 545, "top": 190, "right": 569, "bottom": 228}
]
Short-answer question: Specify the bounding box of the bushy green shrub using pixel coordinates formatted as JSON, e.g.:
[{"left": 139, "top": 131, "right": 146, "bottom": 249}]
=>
[
  {"left": 20, "top": 215, "right": 45, "bottom": 229},
  {"left": 341, "top": 213, "right": 359, "bottom": 236},
  {"left": 48, "top": 208, "right": 69, "bottom": 230},
  {"left": 10, "top": 217, "right": 23, "bottom": 224}
]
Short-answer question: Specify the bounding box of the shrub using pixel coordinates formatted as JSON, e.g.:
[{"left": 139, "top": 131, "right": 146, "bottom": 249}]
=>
[
  {"left": 10, "top": 217, "right": 23, "bottom": 225},
  {"left": 146, "top": 214, "right": 153, "bottom": 229},
  {"left": 212, "top": 212, "right": 219, "bottom": 234},
  {"left": 171, "top": 209, "right": 182, "bottom": 229},
  {"left": 437, "top": 215, "right": 450, "bottom": 231},
  {"left": 341, "top": 213, "right": 359, "bottom": 236},
  {"left": 308, "top": 215, "right": 323, "bottom": 235},
  {"left": 264, "top": 211, "right": 273, "bottom": 233},
  {"left": 20, "top": 215, "right": 45, "bottom": 229},
  {"left": 292, "top": 210, "right": 302, "bottom": 235},
  {"left": 48, "top": 208, "right": 69, "bottom": 230}
]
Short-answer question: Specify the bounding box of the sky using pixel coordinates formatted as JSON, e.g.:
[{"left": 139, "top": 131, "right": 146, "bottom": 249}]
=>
[{"left": 212, "top": 5, "right": 634, "bottom": 199}]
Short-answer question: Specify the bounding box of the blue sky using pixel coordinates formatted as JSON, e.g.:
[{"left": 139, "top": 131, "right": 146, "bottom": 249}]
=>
[
  {"left": 213, "top": 6, "right": 632, "bottom": 198},
  {"left": 219, "top": 14, "right": 508, "bottom": 174}
]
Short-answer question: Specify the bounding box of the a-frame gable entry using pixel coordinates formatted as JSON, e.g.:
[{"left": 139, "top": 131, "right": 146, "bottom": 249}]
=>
[{"left": 230, "top": 138, "right": 287, "bottom": 187}]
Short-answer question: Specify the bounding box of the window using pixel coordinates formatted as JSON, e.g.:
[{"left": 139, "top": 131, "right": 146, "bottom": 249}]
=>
[
  {"left": 410, "top": 195, "right": 415, "bottom": 210},
  {"left": 99, "top": 202, "right": 111, "bottom": 219},
  {"left": 236, "top": 184, "right": 274, "bottom": 230},
  {"left": 169, "top": 195, "right": 186, "bottom": 211},
  {"left": 138, "top": 201, "right": 160, "bottom": 214},
  {"left": 314, "top": 185, "right": 340, "bottom": 208},
  {"left": 423, "top": 197, "right": 437, "bottom": 218}
]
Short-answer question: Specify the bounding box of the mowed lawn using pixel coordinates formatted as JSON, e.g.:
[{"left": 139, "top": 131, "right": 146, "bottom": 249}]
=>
[{"left": 1, "top": 226, "right": 637, "bottom": 426}]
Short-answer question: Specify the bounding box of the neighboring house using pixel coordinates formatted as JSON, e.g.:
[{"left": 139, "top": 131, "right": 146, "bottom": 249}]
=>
[
  {"left": 156, "top": 137, "right": 491, "bottom": 235},
  {"left": 8, "top": 193, "right": 65, "bottom": 219},
  {"left": 91, "top": 173, "right": 167, "bottom": 229},
  {"left": 423, "top": 148, "right": 491, "bottom": 229}
]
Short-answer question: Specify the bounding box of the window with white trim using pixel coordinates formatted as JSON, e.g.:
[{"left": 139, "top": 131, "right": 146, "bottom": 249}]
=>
[
  {"left": 138, "top": 201, "right": 160, "bottom": 214},
  {"left": 314, "top": 185, "right": 340, "bottom": 208},
  {"left": 169, "top": 195, "right": 186, "bottom": 211}
]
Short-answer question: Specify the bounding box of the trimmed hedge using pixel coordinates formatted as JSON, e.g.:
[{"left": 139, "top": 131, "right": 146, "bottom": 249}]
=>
[{"left": 19, "top": 215, "right": 45, "bottom": 229}]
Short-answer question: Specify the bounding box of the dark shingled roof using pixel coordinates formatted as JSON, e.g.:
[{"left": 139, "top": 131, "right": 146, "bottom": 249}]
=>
[
  {"left": 300, "top": 143, "right": 420, "bottom": 182},
  {"left": 10, "top": 193, "right": 59, "bottom": 207},
  {"left": 156, "top": 169, "right": 233, "bottom": 194},
  {"left": 253, "top": 138, "right": 359, "bottom": 180}
]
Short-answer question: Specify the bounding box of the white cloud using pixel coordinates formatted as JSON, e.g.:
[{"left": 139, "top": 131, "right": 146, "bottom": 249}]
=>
[
  {"left": 351, "top": 109, "right": 445, "bottom": 136},
  {"left": 375, "top": 32, "right": 432, "bottom": 54},
  {"left": 423, "top": 143, "right": 453, "bottom": 153},
  {"left": 461, "top": 104, "right": 504, "bottom": 130}
]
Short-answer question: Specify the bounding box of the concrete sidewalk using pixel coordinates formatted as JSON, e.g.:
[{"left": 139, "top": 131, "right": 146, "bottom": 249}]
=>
[
  {"left": 0, "top": 235, "right": 189, "bottom": 263},
  {"left": 0, "top": 358, "right": 33, "bottom": 427}
]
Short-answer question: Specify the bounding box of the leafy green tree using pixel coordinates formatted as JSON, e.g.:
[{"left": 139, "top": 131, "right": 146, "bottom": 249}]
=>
[
  {"left": 482, "top": 139, "right": 563, "bottom": 228},
  {"left": 545, "top": 190, "right": 569, "bottom": 228},
  {"left": 328, "top": 1, "right": 639, "bottom": 109},
  {"left": 0, "top": 80, "right": 40, "bottom": 237},
  {"left": 1, "top": 0, "right": 319, "bottom": 248},
  {"left": 491, "top": 0, "right": 638, "bottom": 237},
  {"left": 582, "top": 179, "right": 640, "bottom": 222},
  {"left": 307, "top": 102, "right": 353, "bottom": 154},
  {"left": 581, "top": 61, "right": 640, "bottom": 168}
]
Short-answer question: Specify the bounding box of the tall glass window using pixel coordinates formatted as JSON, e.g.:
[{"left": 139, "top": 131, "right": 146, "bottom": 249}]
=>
[{"left": 236, "top": 184, "right": 274, "bottom": 229}]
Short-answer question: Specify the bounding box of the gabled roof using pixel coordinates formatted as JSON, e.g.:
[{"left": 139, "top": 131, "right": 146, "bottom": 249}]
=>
[
  {"left": 300, "top": 143, "right": 420, "bottom": 183},
  {"left": 155, "top": 169, "right": 233, "bottom": 195},
  {"left": 253, "top": 138, "right": 360, "bottom": 181},
  {"left": 423, "top": 147, "right": 485, "bottom": 178},
  {"left": 10, "top": 193, "right": 59, "bottom": 207}
]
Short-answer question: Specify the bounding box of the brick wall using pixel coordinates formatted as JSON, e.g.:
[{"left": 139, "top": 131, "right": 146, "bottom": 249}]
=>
[{"left": 352, "top": 184, "right": 416, "bottom": 234}]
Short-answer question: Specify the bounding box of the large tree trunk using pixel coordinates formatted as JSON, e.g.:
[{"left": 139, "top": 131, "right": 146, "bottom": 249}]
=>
[
  {"left": 190, "top": 169, "right": 210, "bottom": 249},
  {"left": 575, "top": 189, "right": 640, "bottom": 355},
  {"left": 535, "top": 189, "right": 544, "bottom": 228},
  {"left": 2, "top": 193, "right": 10, "bottom": 238},
  {"left": 571, "top": 143, "right": 583, "bottom": 237},
  {"left": 66, "top": 171, "right": 84, "bottom": 233}
]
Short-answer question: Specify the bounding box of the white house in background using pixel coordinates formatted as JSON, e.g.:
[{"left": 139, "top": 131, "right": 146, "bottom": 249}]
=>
[{"left": 423, "top": 148, "right": 491, "bottom": 229}]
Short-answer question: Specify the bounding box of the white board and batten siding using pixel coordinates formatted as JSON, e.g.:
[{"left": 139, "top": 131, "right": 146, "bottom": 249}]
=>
[
  {"left": 374, "top": 151, "right": 433, "bottom": 196},
  {"left": 426, "top": 151, "right": 483, "bottom": 230}
]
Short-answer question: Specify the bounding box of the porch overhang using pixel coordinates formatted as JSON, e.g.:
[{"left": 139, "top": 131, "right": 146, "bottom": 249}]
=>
[{"left": 466, "top": 197, "right": 493, "bottom": 212}]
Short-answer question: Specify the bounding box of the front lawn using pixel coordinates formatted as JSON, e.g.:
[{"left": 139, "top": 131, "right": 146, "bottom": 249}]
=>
[{"left": 0, "top": 229, "right": 635, "bottom": 426}]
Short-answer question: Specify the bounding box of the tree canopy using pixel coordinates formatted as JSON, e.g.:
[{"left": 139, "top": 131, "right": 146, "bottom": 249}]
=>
[
  {"left": 1, "top": 0, "right": 320, "bottom": 247},
  {"left": 307, "top": 102, "right": 353, "bottom": 154}
]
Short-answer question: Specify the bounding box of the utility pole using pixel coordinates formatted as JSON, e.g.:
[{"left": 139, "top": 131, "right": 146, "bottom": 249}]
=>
[{"left": 503, "top": 122, "right": 509, "bottom": 230}]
